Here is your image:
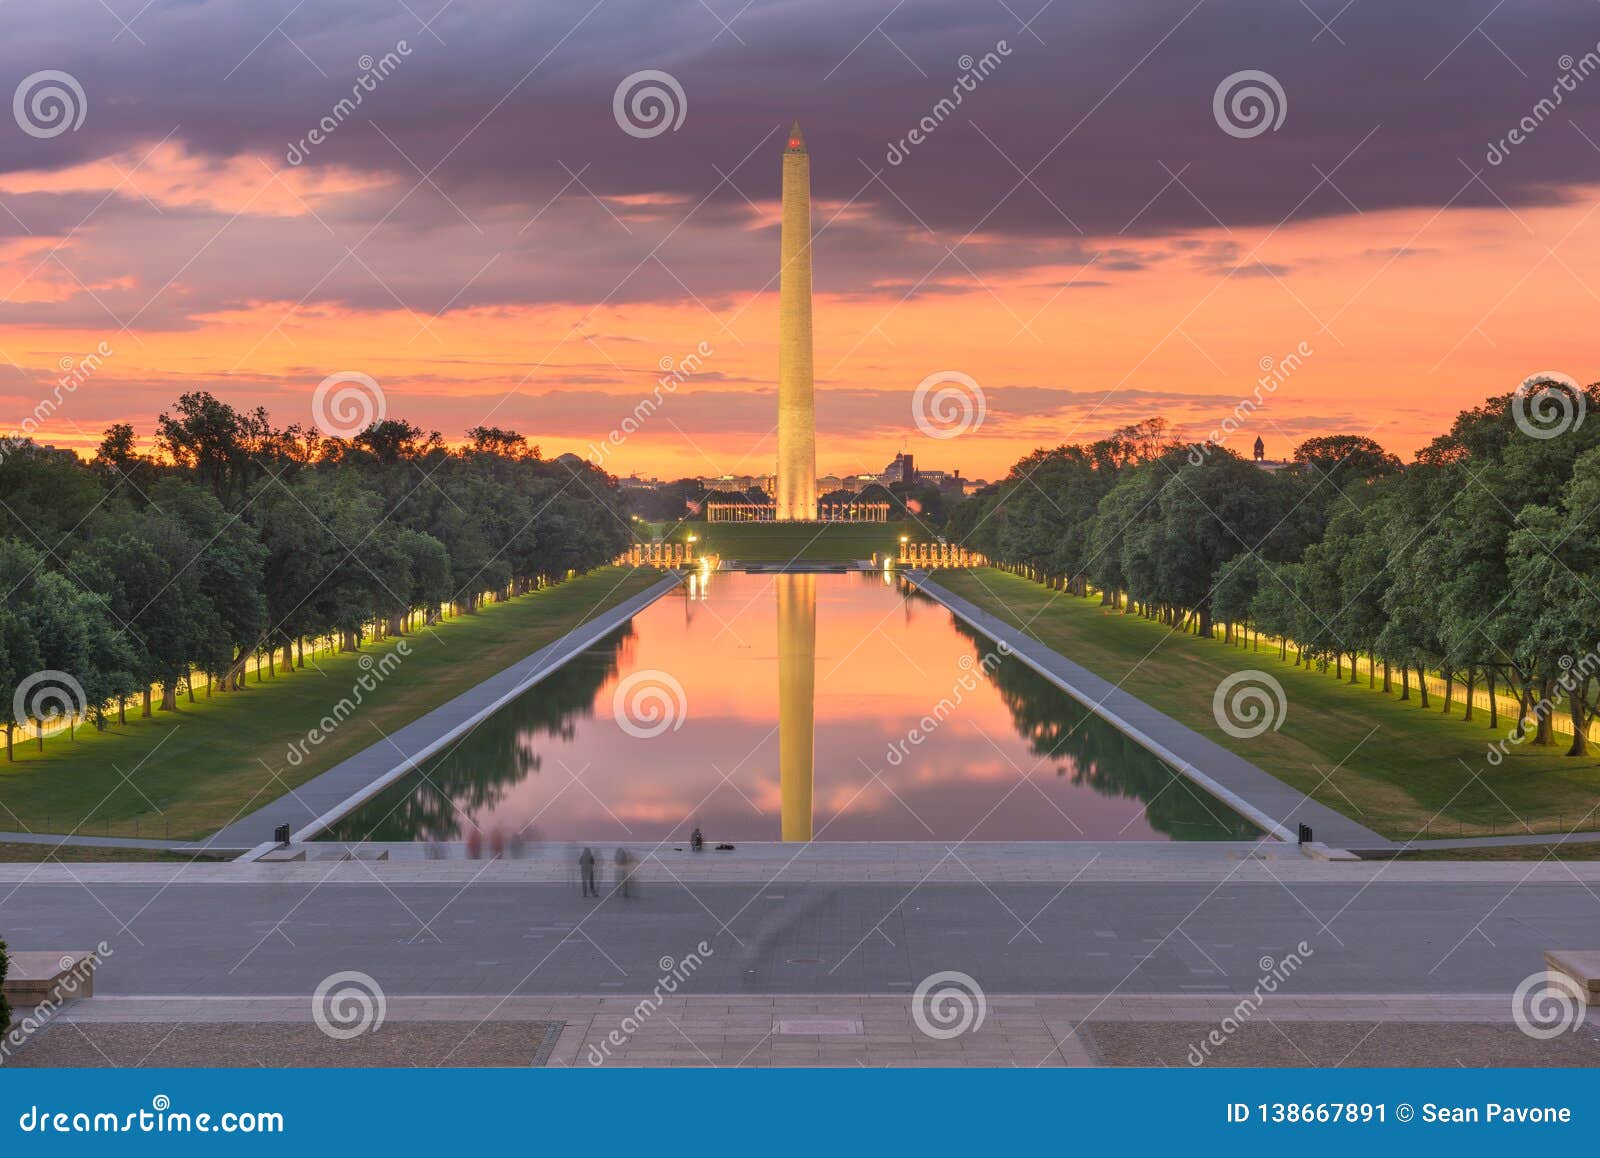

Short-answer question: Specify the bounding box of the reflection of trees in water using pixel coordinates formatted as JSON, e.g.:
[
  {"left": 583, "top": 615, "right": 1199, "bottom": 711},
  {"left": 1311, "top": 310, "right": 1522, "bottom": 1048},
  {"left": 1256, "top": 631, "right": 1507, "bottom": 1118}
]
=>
[
  {"left": 326, "top": 623, "right": 633, "bottom": 842},
  {"left": 949, "top": 618, "right": 1256, "bottom": 840}
]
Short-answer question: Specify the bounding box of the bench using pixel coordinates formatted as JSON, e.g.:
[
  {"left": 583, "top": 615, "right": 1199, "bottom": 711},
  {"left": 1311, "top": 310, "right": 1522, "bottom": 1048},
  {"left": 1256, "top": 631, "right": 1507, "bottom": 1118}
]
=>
[{"left": 3, "top": 950, "right": 101, "bottom": 1008}]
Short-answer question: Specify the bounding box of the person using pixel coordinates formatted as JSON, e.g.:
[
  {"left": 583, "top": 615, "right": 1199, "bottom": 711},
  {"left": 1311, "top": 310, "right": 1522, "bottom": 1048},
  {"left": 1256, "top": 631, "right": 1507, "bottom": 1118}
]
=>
[
  {"left": 690, "top": 826, "right": 704, "bottom": 853},
  {"left": 579, "top": 846, "right": 597, "bottom": 897},
  {"left": 614, "top": 847, "right": 635, "bottom": 899}
]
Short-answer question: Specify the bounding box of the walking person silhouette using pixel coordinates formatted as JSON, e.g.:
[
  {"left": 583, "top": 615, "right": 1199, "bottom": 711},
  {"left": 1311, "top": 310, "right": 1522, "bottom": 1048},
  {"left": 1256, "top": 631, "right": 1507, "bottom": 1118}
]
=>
[{"left": 579, "top": 846, "right": 598, "bottom": 897}]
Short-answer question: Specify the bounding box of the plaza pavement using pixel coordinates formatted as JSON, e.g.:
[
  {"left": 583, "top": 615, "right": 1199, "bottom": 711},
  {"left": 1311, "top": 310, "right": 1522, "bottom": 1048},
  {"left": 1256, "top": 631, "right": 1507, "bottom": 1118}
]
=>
[
  {"left": 19, "top": 993, "right": 1597, "bottom": 1067},
  {"left": 3, "top": 841, "right": 1598, "bottom": 997},
  {"left": 5, "top": 840, "right": 1599, "bottom": 1066}
]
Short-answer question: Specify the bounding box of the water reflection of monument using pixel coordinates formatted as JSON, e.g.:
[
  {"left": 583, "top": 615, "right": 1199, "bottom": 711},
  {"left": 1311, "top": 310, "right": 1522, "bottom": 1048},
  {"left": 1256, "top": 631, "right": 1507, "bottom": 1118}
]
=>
[{"left": 776, "top": 573, "right": 815, "bottom": 840}]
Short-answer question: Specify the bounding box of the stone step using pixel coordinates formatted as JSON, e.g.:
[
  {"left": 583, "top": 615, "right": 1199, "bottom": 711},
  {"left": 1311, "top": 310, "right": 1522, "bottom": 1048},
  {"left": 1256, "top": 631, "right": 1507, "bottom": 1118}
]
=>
[
  {"left": 3, "top": 950, "right": 101, "bottom": 1007},
  {"left": 1544, "top": 949, "right": 1600, "bottom": 1003}
]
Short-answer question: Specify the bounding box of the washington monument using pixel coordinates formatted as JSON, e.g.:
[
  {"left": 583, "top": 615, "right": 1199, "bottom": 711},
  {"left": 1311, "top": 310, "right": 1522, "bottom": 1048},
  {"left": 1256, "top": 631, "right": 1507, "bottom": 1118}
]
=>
[{"left": 776, "top": 120, "right": 816, "bottom": 521}]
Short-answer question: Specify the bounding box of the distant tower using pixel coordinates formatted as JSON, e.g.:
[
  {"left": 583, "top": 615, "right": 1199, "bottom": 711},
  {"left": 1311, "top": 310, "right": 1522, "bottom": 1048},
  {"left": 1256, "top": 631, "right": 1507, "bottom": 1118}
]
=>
[
  {"left": 776, "top": 121, "right": 816, "bottom": 521},
  {"left": 1253, "top": 436, "right": 1265, "bottom": 462}
]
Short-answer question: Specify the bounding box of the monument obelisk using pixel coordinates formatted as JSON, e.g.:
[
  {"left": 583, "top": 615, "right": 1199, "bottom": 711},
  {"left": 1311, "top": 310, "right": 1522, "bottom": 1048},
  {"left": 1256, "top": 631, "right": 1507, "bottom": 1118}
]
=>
[
  {"left": 776, "top": 572, "right": 815, "bottom": 841},
  {"left": 776, "top": 121, "right": 816, "bottom": 521}
]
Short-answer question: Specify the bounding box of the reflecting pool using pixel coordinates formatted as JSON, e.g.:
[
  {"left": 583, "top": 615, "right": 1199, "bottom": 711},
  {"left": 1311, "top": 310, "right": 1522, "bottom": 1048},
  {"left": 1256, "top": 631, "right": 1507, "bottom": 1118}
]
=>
[{"left": 325, "top": 570, "right": 1256, "bottom": 842}]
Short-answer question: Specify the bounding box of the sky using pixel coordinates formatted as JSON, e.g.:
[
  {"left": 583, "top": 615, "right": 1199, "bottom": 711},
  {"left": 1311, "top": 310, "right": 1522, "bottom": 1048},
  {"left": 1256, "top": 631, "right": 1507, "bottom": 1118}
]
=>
[{"left": 2, "top": 0, "right": 1599, "bottom": 482}]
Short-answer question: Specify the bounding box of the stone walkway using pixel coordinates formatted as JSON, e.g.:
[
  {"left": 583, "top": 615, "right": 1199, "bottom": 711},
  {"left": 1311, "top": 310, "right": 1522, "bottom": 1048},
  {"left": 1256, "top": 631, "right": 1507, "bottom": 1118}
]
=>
[
  {"left": 208, "top": 574, "right": 682, "bottom": 854},
  {"left": 6, "top": 838, "right": 1600, "bottom": 883},
  {"left": 911, "top": 574, "right": 1390, "bottom": 850},
  {"left": 22, "top": 993, "right": 1591, "bottom": 1068}
]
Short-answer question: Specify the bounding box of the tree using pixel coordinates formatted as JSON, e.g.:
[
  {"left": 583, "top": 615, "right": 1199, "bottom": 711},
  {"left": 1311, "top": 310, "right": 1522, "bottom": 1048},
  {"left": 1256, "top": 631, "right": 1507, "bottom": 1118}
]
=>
[
  {"left": 1504, "top": 447, "right": 1600, "bottom": 754},
  {"left": 156, "top": 391, "right": 283, "bottom": 507},
  {"left": 0, "top": 441, "right": 106, "bottom": 545},
  {"left": 0, "top": 602, "right": 42, "bottom": 759},
  {"left": 0, "top": 539, "right": 134, "bottom": 741},
  {"left": 90, "top": 422, "right": 161, "bottom": 501},
  {"left": 1293, "top": 434, "right": 1402, "bottom": 489},
  {"left": 995, "top": 446, "right": 1112, "bottom": 594}
]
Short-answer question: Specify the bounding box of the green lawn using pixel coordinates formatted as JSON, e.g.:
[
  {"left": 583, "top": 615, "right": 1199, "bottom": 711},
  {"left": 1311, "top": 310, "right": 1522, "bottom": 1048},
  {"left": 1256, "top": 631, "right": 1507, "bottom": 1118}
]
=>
[
  {"left": 0, "top": 566, "right": 665, "bottom": 841},
  {"left": 936, "top": 568, "right": 1600, "bottom": 841},
  {"left": 667, "top": 520, "right": 917, "bottom": 562},
  {"left": 1385, "top": 841, "right": 1600, "bottom": 862},
  {"left": 0, "top": 842, "right": 222, "bottom": 863}
]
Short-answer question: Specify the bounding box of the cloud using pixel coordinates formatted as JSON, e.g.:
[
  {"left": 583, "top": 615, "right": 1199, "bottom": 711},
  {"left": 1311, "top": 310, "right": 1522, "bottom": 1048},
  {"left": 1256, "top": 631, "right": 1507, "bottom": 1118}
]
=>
[{"left": 0, "top": 0, "right": 1595, "bottom": 329}]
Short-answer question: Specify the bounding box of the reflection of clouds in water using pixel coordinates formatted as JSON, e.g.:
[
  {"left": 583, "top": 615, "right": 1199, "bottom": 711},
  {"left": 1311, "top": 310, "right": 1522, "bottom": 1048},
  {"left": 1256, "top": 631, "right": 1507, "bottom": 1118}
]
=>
[
  {"left": 821, "top": 782, "right": 884, "bottom": 813},
  {"left": 330, "top": 573, "right": 1254, "bottom": 843}
]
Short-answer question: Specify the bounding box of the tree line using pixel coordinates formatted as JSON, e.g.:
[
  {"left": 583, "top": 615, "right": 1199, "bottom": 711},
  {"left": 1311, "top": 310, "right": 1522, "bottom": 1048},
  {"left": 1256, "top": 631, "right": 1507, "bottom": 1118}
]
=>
[
  {"left": 0, "top": 392, "right": 633, "bottom": 758},
  {"left": 949, "top": 382, "right": 1600, "bottom": 756}
]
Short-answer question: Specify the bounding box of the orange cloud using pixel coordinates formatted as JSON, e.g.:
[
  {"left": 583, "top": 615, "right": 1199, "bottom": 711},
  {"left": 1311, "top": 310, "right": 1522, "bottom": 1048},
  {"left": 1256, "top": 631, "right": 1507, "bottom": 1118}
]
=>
[{"left": 6, "top": 179, "right": 1599, "bottom": 481}]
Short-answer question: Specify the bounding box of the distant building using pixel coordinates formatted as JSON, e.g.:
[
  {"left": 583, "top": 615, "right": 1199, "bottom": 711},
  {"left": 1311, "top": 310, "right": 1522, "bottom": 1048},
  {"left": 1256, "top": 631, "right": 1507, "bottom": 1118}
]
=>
[
  {"left": 881, "top": 452, "right": 915, "bottom": 485},
  {"left": 698, "top": 473, "right": 775, "bottom": 493},
  {"left": 1250, "top": 437, "right": 1298, "bottom": 474},
  {"left": 875, "top": 451, "right": 965, "bottom": 493}
]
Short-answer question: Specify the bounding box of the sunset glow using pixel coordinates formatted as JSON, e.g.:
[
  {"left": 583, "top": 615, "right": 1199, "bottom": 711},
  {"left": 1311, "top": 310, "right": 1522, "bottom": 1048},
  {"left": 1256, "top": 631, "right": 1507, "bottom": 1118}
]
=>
[{"left": 5, "top": 3, "right": 1596, "bottom": 480}]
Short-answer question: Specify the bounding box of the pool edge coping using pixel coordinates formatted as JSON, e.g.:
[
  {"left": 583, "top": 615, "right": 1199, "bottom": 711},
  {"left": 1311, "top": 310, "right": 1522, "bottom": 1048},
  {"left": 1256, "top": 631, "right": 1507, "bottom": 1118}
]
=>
[
  {"left": 231, "top": 571, "right": 684, "bottom": 861},
  {"left": 908, "top": 571, "right": 1390, "bottom": 849}
]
